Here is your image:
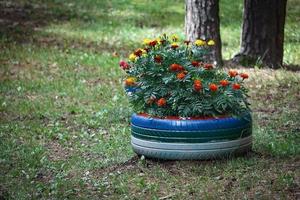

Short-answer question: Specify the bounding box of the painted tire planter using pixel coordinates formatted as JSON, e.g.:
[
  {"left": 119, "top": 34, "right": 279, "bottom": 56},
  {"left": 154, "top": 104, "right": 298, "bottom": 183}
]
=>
[{"left": 131, "top": 114, "right": 252, "bottom": 160}]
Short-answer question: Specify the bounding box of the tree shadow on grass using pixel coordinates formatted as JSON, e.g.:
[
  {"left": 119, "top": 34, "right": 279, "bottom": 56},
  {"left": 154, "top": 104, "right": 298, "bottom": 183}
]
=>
[{"left": 0, "top": 1, "right": 97, "bottom": 43}]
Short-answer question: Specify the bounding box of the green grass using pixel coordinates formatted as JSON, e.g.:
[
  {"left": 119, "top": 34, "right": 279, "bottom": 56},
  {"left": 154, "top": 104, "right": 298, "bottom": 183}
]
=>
[{"left": 0, "top": 0, "right": 299, "bottom": 199}]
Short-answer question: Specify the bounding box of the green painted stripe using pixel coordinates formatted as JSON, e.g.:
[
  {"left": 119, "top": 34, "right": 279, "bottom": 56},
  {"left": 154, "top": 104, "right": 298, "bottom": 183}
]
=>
[
  {"left": 131, "top": 130, "right": 251, "bottom": 143},
  {"left": 132, "top": 124, "right": 252, "bottom": 138}
]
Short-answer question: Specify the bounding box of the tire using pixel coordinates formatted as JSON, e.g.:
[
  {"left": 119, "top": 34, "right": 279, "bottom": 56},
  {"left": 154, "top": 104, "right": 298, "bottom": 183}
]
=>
[{"left": 131, "top": 113, "right": 252, "bottom": 160}]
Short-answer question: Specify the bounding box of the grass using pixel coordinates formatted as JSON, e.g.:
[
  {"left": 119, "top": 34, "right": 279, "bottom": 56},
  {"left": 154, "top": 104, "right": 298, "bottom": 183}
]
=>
[{"left": 0, "top": 0, "right": 299, "bottom": 199}]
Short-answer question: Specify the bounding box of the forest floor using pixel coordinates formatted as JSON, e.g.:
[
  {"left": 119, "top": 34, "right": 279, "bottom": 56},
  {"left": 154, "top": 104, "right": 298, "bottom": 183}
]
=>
[{"left": 0, "top": 0, "right": 299, "bottom": 199}]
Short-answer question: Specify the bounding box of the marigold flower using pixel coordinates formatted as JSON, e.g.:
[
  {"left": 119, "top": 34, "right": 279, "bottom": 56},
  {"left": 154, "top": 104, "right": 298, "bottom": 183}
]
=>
[
  {"left": 170, "top": 63, "right": 184, "bottom": 71},
  {"left": 204, "top": 63, "right": 213, "bottom": 70},
  {"left": 207, "top": 40, "right": 215, "bottom": 46},
  {"left": 149, "top": 40, "right": 158, "bottom": 47},
  {"left": 125, "top": 77, "right": 136, "bottom": 86},
  {"left": 119, "top": 60, "right": 130, "bottom": 70},
  {"left": 129, "top": 53, "right": 137, "bottom": 62},
  {"left": 171, "top": 34, "right": 179, "bottom": 41},
  {"left": 177, "top": 72, "right": 186, "bottom": 80},
  {"left": 157, "top": 98, "right": 166, "bottom": 107},
  {"left": 194, "top": 80, "right": 202, "bottom": 91},
  {"left": 171, "top": 42, "right": 179, "bottom": 49},
  {"left": 191, "top": 61, "right": 200, "bottom": 67},
  {"left": 209, "top": 83, "right": 218, "bottom": 92},
  {"left": 195, "top": 39, "right": 206, "bottom": 46},
  {"left": 229, "top": 70, "right": 238, "bottom": 77},
  {"left": 143, "top": 38, "right": 151, "bottom": 45},
  {"left": 134, "top": 49, "right": 143, "bottom": 57},
  {"left": 232, "top": 83, "right": 241, "bottom": 90},
  {"left": 240, "top": 73, "right": 249, "bottom": 79},
  {"left": 154, "top": 55, "right": 163, "bottom": 63},
  {"left": 219, "top": 80, "right": 229, "bottom": 87}
]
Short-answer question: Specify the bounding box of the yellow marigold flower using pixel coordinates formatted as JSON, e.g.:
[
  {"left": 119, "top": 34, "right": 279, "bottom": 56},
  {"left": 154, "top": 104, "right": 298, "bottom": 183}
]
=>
[
  {"left": 195, "top": 39, "right": 206, "bottom": 46},
  {"left": 207, "top": 40, "right": 215, "bottom": 46},
  {"left": 129, "top": 53, "right": 137, "bottom": 62},
  {"left": 143, "top": 38, "right": 151, "bottom": 45},
  {"left": 171, "top": 42, "right": 179, "bottom": 49},
  {"left": 125, "top": 77, "right": 136, "bottom": 86},
  {"left": 171, "top": 34, "right": 179, "bottom": 41}
]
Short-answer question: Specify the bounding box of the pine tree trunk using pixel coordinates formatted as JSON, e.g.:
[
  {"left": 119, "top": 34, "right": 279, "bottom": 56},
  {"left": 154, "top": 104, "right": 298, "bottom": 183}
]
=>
[
  {"left": 185, "top": 0, "right": 222, "bottom": 66},
  {"left": 233, "top": 0, "right": 287, "bottom": 68}
]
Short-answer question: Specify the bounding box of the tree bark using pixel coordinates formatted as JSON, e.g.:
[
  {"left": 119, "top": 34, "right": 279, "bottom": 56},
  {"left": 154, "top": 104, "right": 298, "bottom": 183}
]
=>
[
  {"left": 185, "top": 0, "right": 222, "bottom": 66},
  {"left": 234, "top": 0, "right": 287, "bottom": 68}
]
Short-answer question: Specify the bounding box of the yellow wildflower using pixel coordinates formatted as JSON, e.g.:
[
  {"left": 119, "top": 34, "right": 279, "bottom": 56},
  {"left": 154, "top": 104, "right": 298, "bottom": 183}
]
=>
[
  {"left": 207, "top": 40, "right": 215, "bottom": 46},
  {"left": 195, "top": 39, "right": 206, "bottom": 46},
  {"left": 129, "top": 53, "right": 137, "bottom": 62}
]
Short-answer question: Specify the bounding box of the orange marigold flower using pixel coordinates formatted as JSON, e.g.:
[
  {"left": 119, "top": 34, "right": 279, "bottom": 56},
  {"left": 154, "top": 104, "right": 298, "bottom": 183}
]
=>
[
  {"left": 219, "top": 80, "right": 229, "bottom": 87},
  {"left": 191, "top": 61, "right": 200, "bottom": 67},
  {"left": 209, "top": 83, "right": 218, "bottom": 92},
  {"left": 170, "top": 63, "right": 184, "bottom": 71},
  {"left": 232, "top": 83, "right": 241, "bottom": 90},
  {"left": 154, "top": 55, "right": 163, "bottom": 63},
  {"left": 240, "top": 73, "right": 249, "bottom": 79},
  {"left": 204, "top": 63, "right": 213, "bottom": 70},
  {"left": 229, "top": 70, "right": 238, "bottom": 77},
  {"left": 177, "top": 72, "right": 186, "bottom": 80},
  {"left": 125, "top": 77, "right": 136, "bottom": 86},
  {"left": 194, "top": 80, "right": 202, "bottom": 91},
  {"left": 157, "top": 98, "right": 166, "bottom": 107}
]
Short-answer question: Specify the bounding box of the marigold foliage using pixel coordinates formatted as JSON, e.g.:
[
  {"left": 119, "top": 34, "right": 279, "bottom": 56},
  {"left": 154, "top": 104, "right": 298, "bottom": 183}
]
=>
[{"left": 120, "top": 34, "right": 250, "bottom": 118}]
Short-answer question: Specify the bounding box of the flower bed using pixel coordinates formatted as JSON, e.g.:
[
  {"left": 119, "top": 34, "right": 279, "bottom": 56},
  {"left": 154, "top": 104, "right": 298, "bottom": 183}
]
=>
[{"left": 120, "top": 34, "right": 252, "bottom": 160}]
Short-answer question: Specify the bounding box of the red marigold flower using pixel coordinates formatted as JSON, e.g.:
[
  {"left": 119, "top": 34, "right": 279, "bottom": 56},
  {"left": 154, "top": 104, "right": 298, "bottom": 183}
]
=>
[
  {"left": 154, "top": 55, "right": 163, "bottom": 63},
  {"left": 204, "top": 63, "right": 213, "bottom": 70},
  {"left": 194, "top": 80, "right": 202, "bottom": 91},
  {"left": 191, "top": 61, "right": 200, "bottom": 67},
  {"left": 219, "top": 80, "right": 229, "bottom": 87},
  {"left": 170, "top": 64, "right": 184, "bottom": 71},
  {"left": 149, "top": 40, "right": 157, "bottom": 47},
  {"left": 229, "top": 70, "right": 238, "bottom": 77},
  {"left": 240, "top": 73, "right": 249, "bottom": 79},
  {"left": 119, "top": 60, "right": 130, "bottom": 70},
  {"left": 157, "top": 98, "right": 166, "bottom": 107},
  {"left": 232, "top": 83, "right": 241, "bottom": 90},
  {"left": 209, "top": 83, "right": 218, "bottom": 92},
  {"left": 177, "top": 72, "right": 186, "bottom": 80},
  {"left": 134, "top": 49, "right": 143, "bottom": 57}
]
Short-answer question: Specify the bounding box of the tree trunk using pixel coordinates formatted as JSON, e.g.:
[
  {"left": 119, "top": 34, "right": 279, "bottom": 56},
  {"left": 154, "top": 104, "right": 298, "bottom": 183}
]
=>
[
  {"left": 185, "top": 0, "right": 222, "bottom": 66},
  {"left": 233, "top": 0, "right": 287, "bottom": 68}
]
